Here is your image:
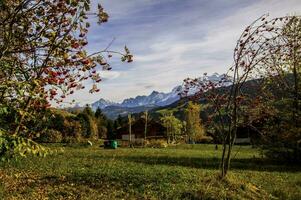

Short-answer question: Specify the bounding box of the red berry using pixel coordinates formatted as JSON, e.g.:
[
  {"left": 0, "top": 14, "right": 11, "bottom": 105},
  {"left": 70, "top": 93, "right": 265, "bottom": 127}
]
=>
[
  {"left": 71, "top": 42, "right": 80, "bottom": 49},
  {"left": 50, "top": 90, "right": 57, "bottom": 95},
  {"left": 81, "top": 59, "right": 90, "bottom": 65}
]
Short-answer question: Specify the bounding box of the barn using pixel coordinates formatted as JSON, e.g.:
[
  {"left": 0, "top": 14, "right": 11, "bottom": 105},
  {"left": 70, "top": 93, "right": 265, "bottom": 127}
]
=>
[{"left": 115, "top": 118, "right": 166, "bottom": 141}]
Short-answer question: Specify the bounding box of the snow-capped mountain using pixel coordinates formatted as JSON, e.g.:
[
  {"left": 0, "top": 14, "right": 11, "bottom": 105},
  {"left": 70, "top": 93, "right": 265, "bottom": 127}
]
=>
[
  {"left": 91, "top": 88, "right": 180, "bottom": 111},
  {"left": 91, "top": 98, "right": 118, "bottom": 110},
  {"left": 120, "top": 90, "right": 176, "bottom": 108},
  {"left": 184, "top": 73, "right": 233, "bottom": 95},
  {"left": 202, "top": 73, "right": 232, "bottom": 86},
  {"left": 91, "top": 73, "right": 232, "bottom": 117}
]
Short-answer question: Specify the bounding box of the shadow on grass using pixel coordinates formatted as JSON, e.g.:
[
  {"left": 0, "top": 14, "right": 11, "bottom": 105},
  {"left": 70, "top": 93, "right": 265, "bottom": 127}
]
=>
[
  {"left": 120, "top": 155, "right": 301, "bottom": 172},
  {"left": 27, "top": 172, "right": 174, "bottom": 199}
]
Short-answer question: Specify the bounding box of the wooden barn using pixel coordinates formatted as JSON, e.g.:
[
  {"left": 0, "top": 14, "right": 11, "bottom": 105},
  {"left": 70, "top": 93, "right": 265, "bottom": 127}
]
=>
[{"left": 115, "top": 118, "right": 166, "bottom": 141}]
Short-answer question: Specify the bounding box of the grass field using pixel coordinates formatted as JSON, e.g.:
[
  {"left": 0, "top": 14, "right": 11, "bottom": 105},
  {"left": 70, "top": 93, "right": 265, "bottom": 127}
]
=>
[{"left": 0, "top": 144, "right": 300, "bottom": 199}]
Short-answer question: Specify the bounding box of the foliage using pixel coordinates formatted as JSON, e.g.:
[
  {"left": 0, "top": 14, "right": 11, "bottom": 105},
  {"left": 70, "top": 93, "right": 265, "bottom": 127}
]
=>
[
  {"left": 95, "top": 107, "right": 108, "bottom": 138},
  {"left": 256, "top": 17, "right": 301, "bottom": 162},
  {"left": 160, "top": 111, "right": 184, "bottom": 143},
  {"left": 106, "top": 120, "right": 115, "bottom": 140},
  {"left": 77, "top": 106, "right": 98, "bottom": 139},
  {"left": 195, "top": 135, "right": 213, "bottom": 144},
  {"left": 255, "top": 98, "right": 301, "bottom": 162},
  {"left": 183, "top": 14, "right": 301, "bottom": 177},
  {"left": 26, "top": 106, "right": 110, "bottom": 144},
  {"left": 38, "top": 129, "right": 63, "bottom": 143},
  {"left": 145, "top": 139, "right": 168, "bottom": 148},
  {"left": 0, "top": 0, "right": 131, "bottom": 159},
  {"left": 0, "top": 129, "right": 50, "bottom": 160},
  {"left": 184, "top": 101, "right": 205, "bottom": 143}
]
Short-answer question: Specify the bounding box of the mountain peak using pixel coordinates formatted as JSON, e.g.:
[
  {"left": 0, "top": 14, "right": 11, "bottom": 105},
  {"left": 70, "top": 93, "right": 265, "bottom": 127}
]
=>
[
  {"left": 90, "top": 73, "right": 232, "bottom": 117},
  {"left": 150, "top": 91, "right": 160, "bottom": 96},
  {"left": 91, "top": 98, "right": 118, "bottom": 110}
]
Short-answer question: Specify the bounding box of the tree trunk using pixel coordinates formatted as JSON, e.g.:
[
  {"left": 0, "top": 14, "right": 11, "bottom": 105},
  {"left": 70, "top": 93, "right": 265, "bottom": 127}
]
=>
[
  {"left": 128, "top": 114, "right": 132, "bottom": 147},
  {"left": 292, "top": 47, "right": 299, "bottom": 128},
  {"left": 144, "top": 112, "right": 148, "bottom": 141},
  {"left": 220, "top": 136, "right": 227, "bottom": 178}
]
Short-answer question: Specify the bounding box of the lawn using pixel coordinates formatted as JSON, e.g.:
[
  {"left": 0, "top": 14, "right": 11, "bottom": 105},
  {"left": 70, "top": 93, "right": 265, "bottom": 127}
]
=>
[{"left": 0, "top": 144, "right": 300, "bottom": 199}]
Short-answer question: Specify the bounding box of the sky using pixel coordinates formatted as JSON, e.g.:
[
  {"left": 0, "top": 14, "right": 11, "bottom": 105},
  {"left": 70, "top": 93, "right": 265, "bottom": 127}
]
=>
[{"left": 64, "top": 0, "right": 301, "bottom": 106}]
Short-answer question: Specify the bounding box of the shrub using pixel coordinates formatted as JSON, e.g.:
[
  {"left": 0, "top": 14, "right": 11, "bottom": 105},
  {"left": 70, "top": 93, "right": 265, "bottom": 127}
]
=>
[
  {"left": 145, "top": 139, "right": 168, "bottom": 148},
  {"left": 38, "top": 129, "right": 62, "bottom": 143},
  {"left": 195, "top": 135, "right": 213, "bottom": 144},
  {"left": 262, "top": 126, "right": 301, "bottom": 163},
  {"left": 0, "top": 130, "right": 49, "bottom": 159},
  {"left": 131, "top": 139, "right": 145, "bottom": 147},
  {"left": 62, "top": 136, "right": 81, "bottom": 144}
]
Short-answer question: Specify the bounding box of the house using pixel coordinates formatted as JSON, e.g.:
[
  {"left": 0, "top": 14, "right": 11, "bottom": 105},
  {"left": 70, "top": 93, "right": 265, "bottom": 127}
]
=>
[
  {"left": 235, "top": 126, "right": 262, "bottom": 145},
  {"left": 208, "top": 125, "right": 261, "bottom": 145},
  {"left": 115, "top": 118, "right": 166, "bottom": 141}
]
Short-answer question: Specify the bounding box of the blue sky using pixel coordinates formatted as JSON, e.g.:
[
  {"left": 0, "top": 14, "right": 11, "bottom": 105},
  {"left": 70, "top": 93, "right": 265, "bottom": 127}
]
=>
[{"left": 66, "top": 0, "right": 301, "bottom": 105}]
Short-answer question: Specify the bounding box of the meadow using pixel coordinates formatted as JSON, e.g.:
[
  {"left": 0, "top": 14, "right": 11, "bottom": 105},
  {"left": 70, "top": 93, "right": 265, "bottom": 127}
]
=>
[{"left": 0, "top": 144, "right": 300, "bottom": 200}]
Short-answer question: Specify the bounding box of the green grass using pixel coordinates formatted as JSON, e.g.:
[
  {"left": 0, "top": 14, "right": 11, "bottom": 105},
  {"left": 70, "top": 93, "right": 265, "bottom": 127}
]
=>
[{"left": 0, "top": 144, "right": 300, "bottom": 199}]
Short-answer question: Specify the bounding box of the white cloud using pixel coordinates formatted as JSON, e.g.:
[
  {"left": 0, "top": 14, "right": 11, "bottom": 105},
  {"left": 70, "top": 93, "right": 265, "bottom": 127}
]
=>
[
  {"left": 100, "top": 70, "right": 122, "bottom": 80},
  {"left": 64, "top": 0, "right": 301, "bottom": 105}
]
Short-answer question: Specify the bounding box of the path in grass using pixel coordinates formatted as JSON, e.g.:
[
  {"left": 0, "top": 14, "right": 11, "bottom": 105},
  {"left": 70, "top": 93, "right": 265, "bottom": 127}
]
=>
[{"left": 0, "top": 144, "right": 300, "bottom": 199}]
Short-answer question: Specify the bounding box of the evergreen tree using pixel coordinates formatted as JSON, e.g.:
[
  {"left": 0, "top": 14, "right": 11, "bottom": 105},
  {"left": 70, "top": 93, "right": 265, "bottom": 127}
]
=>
[
  {"left": 95, "top": 107, "right": 106, "bottom": 121},
  {"left": 83, "top": 105, "right": 94, "bottom": 117},
  {"left": 116, "top": 114, "right": 123, "bottom": 126},
  {"left": 106, "top": 120, "right": 115, "bottom": 140},
  {"left": 95, "top": 107, "right": 109, "bottom": 139},
  {"left": 113, "top": 119, "right": 121, "bottom": 130}
]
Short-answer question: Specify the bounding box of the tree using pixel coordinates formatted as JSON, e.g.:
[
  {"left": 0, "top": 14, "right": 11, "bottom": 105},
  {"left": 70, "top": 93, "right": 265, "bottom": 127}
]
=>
[
  {"left": 95, "top": 107, "right": 108, "bottom": 138},
  {"left": 128, "top": 113, "right": 134, "bottom": 147},
  {"left": 95, "top": 107, "right": 106, "bottom": 120},
  {"left": 253, "top": 16, "right": 301, "bottom": 162},
  {"left": 160, "top": 112, "right": 183, "bottom": 143},
  {"left": 184, "top": 101, "right": 205, "bottom": 143},
  {"left": 141, "top": 110, "right": 151, "bottom": 141},
  {"left": 77, "top": 112, "right": 96, "bottom": 139},
  {"left": 0, "top": 0, "right": 132, "bottom": 158},
  {"left": 113, "top": 119, "right": 121, "bottom": 131},
  {"left": 117, "top": 114, "right": 123, "bottom": 123},
  {"left": 106, "top": 120, "right": 115, "bottom": 140},
  {"left": 183, "top": 15, "right": 301, "bottom": 177}
]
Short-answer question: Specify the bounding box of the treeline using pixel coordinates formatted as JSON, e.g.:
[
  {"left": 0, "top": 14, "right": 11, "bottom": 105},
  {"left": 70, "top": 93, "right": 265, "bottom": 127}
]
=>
[
  {"left": 33, "top": 101, "right": 211, "bottom": 145},
  {"left": 35, "top": 106, "right": 120, "bottom": 143}
]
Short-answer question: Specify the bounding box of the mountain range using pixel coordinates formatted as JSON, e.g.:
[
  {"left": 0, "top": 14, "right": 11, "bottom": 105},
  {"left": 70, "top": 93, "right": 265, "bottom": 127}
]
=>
[{"left": 91, "top": 73, "right": 232, "bottom": 119}]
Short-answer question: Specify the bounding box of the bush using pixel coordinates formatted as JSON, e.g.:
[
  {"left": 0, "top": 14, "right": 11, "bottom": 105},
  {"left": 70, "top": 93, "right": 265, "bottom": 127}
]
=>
[
  {"left": 38, "top": 129, "right": 62, "bottom": 143},
  {"left": 195, "top": 136, "right": 213, "bottom": 144},
  {"left": 62, "top": 136, "right": 81, "bottom": 144},
  {"left": 263, "top": 146, "right": 301, "bottom": 163},
  {"left": 262, "top": 126, "right": 301, "bottom": 163},
  {"left": 0, "top": 130, "right": 50, "bottom": 159},
  {"left": 145, "top": 139, "right": 168, "bottom": 148}
]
